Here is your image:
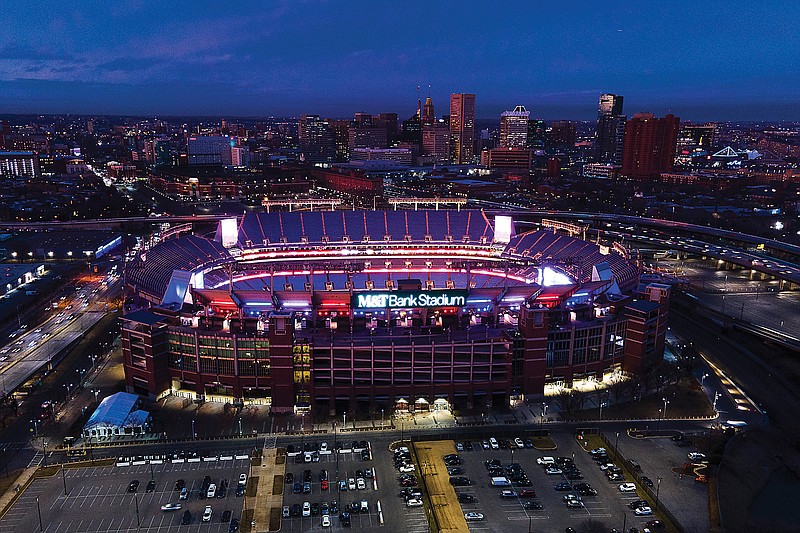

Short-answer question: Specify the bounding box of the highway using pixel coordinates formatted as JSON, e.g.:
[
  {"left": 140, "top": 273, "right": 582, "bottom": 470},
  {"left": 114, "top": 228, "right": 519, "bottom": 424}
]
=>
[{"left": 0, "top": 273, "right": 120, "bottom": 399}]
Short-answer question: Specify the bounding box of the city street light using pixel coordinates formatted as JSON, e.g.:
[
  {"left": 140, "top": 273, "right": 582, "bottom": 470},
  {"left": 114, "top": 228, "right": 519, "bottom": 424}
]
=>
[
  {"left": 238, "top": 417, "right": 243, "bottom": 437},
  {"left": 381, "top": 409, "right": 384, "bottom": 429},
  {"left": 36, "top": 496, "right": 43, "bottom": 532},
  {"left": 655, "top": 477, "right": 662, "bottom": 511},
  {"left": 701, "top": 373, "right": 709, "bottom": 386}
]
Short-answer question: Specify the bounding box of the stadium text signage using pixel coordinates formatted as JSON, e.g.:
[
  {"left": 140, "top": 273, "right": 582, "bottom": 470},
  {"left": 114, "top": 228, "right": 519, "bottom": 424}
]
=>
[{"left": 352, "top": 290, "right": 468, "bottom": 309}]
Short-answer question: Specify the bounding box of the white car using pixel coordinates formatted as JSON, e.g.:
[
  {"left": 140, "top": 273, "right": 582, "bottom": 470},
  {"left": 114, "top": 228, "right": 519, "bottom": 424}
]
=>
[
  {"left": 489, "top": 437, "right": 499, "bottom": 449},
  {"left": 399, "top": 464, "right": 415, "bottom": 473},
  {"left": 202, "top": 505, "right": 213, "bottom": 522},
  {"left": 321, "top": 514, "right": 331, "bottom": 527},
  {"left": 406, "top": 498, "right": 423, "bottom": 507},
  {"left": 687, "top": 452, "right": 706, "bottom": 461},
  {"left": 160, "top": 503, "right": 182, "bottom": 511},
  {"left": 566, "top": 499, "right": 583, "bottom": 508},
  {"left": 320, "top": 442, "right": 329, "bottom": 453},
  {"left": 348, "top": 478, "right": 356, "bottom": 490},
  {"left": 464, "top": 512, "right": 484, "bottom": 521},
  {"left": 634, "top": 506, "right": 653, "bottom": 516},
  {"left": 514, "top": 438, "right": 524, "bottom": 448},
  {"left": 537, "top": 456, "right": 555, "bottom": 466},
  {"left": 545, "top": 467, "right": 563, "bottom": 475},
  {"left": 302, "top": 501, "right": 311, "bottom": 517},
  {"left": 206, "top": 484, "right": 216, "bottom": 498},
  {"left": 239, "top": 473, "right": 247, "bottom": 485},
  {"left": 618, "top": 483, "right": 637, "bottom": 492},
  {"left": 589, "top": 447, "right": 606, "bottom": 455},
  {"left": 357, "top": 478, "right": 366, "bottom": 490}
]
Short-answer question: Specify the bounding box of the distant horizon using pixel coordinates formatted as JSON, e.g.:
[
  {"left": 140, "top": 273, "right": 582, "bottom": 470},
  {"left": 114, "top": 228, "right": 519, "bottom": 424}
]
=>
[{"left": 2, "top": 98, "right": 800, "bottom": 125}]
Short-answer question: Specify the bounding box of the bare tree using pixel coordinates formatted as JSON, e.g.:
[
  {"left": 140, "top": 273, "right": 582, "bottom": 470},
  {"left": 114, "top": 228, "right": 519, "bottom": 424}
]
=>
[{"left": 606, "top": 375, "right": 628, "bottom": 404}]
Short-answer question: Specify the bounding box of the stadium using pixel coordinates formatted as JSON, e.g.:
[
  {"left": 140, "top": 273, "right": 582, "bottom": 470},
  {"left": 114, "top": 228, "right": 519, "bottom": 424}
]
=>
[{"left": 122, "top": 210, "right": 669, "bottom": 414}]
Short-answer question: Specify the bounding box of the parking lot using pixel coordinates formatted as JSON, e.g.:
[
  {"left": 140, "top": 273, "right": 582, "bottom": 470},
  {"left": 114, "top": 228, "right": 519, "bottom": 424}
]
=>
[
  {"left": 430, "top": 433, "right": 661, "bottom": 533},
  {"left": 0, "top": 457, "right": 251, "bottom": 533},
  {"left": 280, "top": 438, "right": 387, "bottom": 531}
]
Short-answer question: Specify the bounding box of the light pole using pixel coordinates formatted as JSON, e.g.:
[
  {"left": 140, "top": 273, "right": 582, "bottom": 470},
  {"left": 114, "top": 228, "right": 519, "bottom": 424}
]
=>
[
  {"left": 381, "top": 409, "right": 384, "bottom": 429},
  {"left": 662, "top": 397, "right": 669, "bottom": 420},
  {"left": 93, "top": 389, "right": 100, "bottom": 403},
  {"left": 37, "top": 496, "right": 43, "bottom": 532},
  {"left": 655, "top": 477, "right": 662, "bottom": 511},
  {"left": 343, "top": 412, "right": 347, "bottom": 431},
  {"left": 61, "top": 465, "right": 68, "bottom": 495},
  {"left": 238, "top": 417, "right": 243, "bottom": 437},
  {"left": 615, "top": 431, "right": 620, "bottom": 455},
  {"left": 701, "top": 373, "right": 709, "bottom": 386},
  {"left": 192, "top": 418, "right": 196, "bottom": 440},
  {"left": 713, "top": 391, "right": 720, "bottom": 411},
  {"left": 134, "top": 492, "right": 140, "bottom": 527}
]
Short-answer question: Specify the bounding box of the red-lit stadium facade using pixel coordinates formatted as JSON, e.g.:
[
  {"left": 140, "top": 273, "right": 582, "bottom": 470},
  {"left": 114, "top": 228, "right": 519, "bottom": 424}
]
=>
[{"left": 122, "top": 210, "right": 669, "bottom": 414}]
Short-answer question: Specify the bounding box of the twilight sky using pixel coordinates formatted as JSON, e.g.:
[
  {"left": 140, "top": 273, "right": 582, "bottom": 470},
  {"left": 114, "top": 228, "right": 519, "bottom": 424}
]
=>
[{"left": 1, "top": 1, "right": 799, "bottom": 120}]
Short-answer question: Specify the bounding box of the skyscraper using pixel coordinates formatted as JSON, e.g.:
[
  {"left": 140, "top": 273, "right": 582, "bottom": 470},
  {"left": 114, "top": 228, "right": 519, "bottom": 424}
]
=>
[
  {"left": 422, "top": 97, "right": 435, "bottom": 126},
  {"left": 595, "top": 93, "right": 626, "bottom": 163},
  {"left": 621, "top": 113, "right": 681, "bottom": 180},
  {"left": 449, "top": 93, "right": 476, "bottom": 164},
  {"left": 499, "top": 105, "right": 530, "bottom": 148},
  {"left": 298, "top": 114, "right": 336, "bottom": 163}
]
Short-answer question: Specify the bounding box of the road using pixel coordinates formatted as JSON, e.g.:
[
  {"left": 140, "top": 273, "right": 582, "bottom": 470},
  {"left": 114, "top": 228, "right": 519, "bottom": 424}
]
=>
[{"left": 0, "top": 273, "right": 120, "bottom": 399}]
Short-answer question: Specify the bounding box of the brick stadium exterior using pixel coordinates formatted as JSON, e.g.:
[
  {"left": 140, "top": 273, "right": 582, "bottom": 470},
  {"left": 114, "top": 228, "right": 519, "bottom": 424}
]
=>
[{"left": 122, "top": 210, "right": 669, "bottom": 414}]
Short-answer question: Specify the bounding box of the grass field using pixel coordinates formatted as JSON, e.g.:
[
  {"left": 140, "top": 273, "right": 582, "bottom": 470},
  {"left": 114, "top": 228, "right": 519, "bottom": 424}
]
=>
[{"left": 413, "top": 441, "right": 469, "bottom": 533}]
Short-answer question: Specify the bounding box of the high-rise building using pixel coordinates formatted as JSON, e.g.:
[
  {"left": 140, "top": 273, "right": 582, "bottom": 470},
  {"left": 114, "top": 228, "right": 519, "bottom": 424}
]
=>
[
  {"left": 549, "top": 121, "right": 576, "bottom": 148},
  {"left": 499, "top": 105, "right": 530, "bottom": 148},
  {"left": 0, "top": 151, "right": 41, "bottom": 177},
  {"left": 376, "top": 113, "right": 399, "bottom": 144},
  {"left": 621, "top": 113, "right": 681, "bottom": 180},
  {"left": 187, "top": 135, "right": 233, "bottom": 165},
  {"left": 595, "top": 93, "right": 626, "bottom": 163},
  {"left": 298, "top": 115, "right": 336, "bottom": 163},
  {"left": 422, "top": 123, "right": 451, "bottom": 162},
  {"left": 231, "top": 145, "right": 250, "bottom": 167},
  {"left": 449, "top": 93, "right": 476, "bottom": 164},
  {"left": 422, "top": 97, "right": 435, "bottom": 126},
  {"left": 527, "top": 119, "right": 547, "bottom": 149}
]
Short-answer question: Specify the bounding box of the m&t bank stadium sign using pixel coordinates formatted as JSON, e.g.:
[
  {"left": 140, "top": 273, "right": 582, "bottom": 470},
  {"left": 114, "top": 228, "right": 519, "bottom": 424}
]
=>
[{"left": 352, "top": 290, "right": 468, "bottom": 309}]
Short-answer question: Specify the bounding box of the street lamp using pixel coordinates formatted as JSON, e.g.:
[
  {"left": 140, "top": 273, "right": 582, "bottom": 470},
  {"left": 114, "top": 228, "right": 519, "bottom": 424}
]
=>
[
  {"left": 713, "top": 391, "right": 720, "bottom": 411},
  {"left": 701, "top": 373, "right": 709, "bottom": 386},
  {"left": 662, "top": 397, "right": 669, "bottom": 420},
  {"left": 343, "top": 412, "right": 347, "bottom": 431},
  {"left": 615, "top": 431, "right": 620, "bottom": 455},
  {"left": 238, "top": 417, "right": 243, "bottom": 437},
  {"left": 655, "top": 477, "right": 662, "bottom": 511},
  {"left": 381, "top": 409, "right": 384, "bottom": 429}
]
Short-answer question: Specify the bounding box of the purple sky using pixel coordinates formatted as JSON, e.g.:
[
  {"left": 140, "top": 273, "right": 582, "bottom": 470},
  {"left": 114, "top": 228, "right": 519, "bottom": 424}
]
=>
[{"left": 1, "top": 1, "right": 799, "bottom": 120}]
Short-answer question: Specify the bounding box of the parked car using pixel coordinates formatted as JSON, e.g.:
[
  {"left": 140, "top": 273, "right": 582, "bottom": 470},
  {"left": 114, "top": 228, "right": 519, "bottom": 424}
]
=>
[
  {"left": 406, "top": 498, "right": 423, "bottom": 507},
  {"left": 181, "top": 510, "right": 191, "bottom": 525},
  {"left": 688, "top": 452, "right": 706, "bottom": 461},
  {"left": 523, "top": 500, "right": 543, "bottom": 510},
  {"left": 634, "top": 506, "right": 653, "bottom": 516},
  {"left": 202, "top": 505, "right": 213, "bottom": 522},
  {"left": 457, "top": 493, "right": 476, "bottom": 503},
  {"left": 641, "top": 476, "right": 654, "bottom": 487},
  {"left": 618, "top": 483, "right": 637, "bottom": 492},
  {"left": 160, "top": 503, "right": 182, "bottom": 512},
  {"left": 464, "top": 512, "right": 484, "bottom": 522}
]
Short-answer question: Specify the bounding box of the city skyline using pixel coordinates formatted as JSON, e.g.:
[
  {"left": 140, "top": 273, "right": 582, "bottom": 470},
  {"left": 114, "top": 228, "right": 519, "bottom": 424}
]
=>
[{"left": 1, "top": 1, "right": 800, "bottom": 120}]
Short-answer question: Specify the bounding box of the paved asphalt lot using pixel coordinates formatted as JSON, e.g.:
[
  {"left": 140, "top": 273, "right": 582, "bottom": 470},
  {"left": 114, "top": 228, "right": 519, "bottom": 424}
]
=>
[
  {"left": 447, "top": 433, "right": 657, "bottom": 533},
  {"left": 0, "top": 458, "right": 250, "bottom": 533},
  {"left": 279, "top": 438, "right": 430, "bottom": 532}
]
